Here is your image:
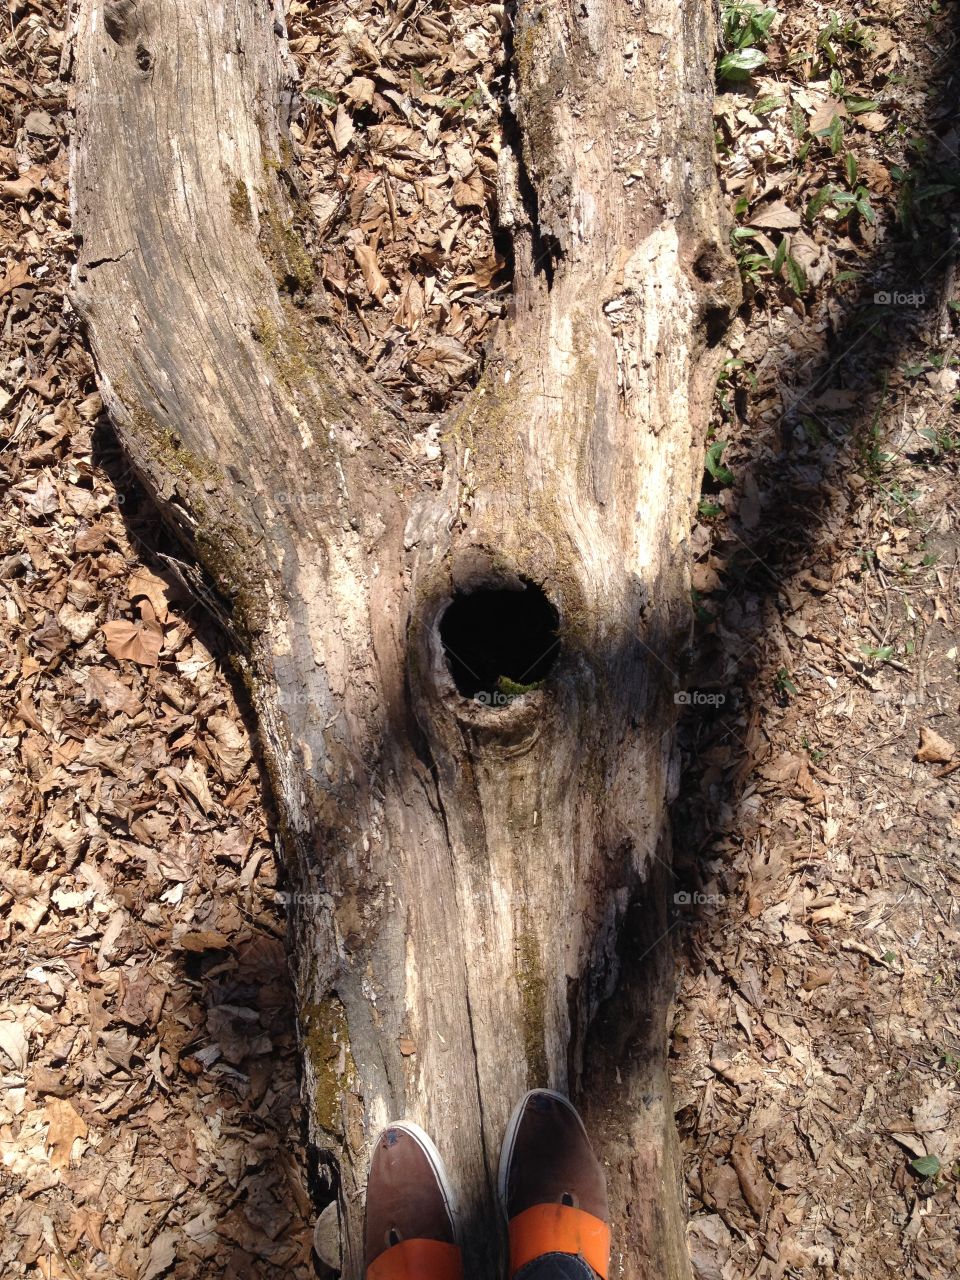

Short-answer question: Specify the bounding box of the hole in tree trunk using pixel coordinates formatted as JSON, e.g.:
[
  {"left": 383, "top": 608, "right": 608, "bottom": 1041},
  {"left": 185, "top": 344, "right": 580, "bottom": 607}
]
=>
[{"left": 439, "top": 580, "right": 560, "bottom": 703}]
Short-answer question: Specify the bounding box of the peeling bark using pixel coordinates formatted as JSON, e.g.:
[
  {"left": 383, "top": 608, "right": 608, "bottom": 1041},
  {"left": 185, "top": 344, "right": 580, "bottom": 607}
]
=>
[{"left": 70, "top": 1, "right": 738, "bottom": 1277}]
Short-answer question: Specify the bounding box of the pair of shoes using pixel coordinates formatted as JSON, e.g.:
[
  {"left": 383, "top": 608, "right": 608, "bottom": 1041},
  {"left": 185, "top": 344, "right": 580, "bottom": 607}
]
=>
[{"left": 364, "top": 1090, "right": 610, "bottom": 1280}]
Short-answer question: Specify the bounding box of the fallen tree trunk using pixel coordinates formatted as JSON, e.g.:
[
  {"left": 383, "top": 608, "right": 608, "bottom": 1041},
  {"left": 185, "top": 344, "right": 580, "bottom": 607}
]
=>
[{"left": 70, "top": 1, "right": 738, "bottom": 1276}]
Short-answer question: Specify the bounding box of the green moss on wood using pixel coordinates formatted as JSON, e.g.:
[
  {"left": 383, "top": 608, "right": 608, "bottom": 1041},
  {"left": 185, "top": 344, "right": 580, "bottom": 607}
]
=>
[
  {"left": 516, "top": 922, "right": 548, "bottom": 1088},
  {"left": 255, "top": 148, "right": 315, "bottom": 294},
  {"left": 229, "top": 176, "right": 252, "bottom": 227},
  {"left": 301, "top": 994, "right": 358, "bottom": 1136},
  {"left": 119, "top": 399, "right": 268, "bottom": 646}
]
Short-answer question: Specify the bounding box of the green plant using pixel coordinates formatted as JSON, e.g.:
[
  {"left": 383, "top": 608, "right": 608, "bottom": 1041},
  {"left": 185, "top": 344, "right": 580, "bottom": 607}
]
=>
[
  {"left": 815, "top": 10, "right": 871, "bottom": 69},
  {"left": 705, "top": 439, "right": 734, "bottom": 485},
  {"left": 774, "top": 667, "right": 798, "bottom": 698},
  {"left": 731, "top": 227, "right": 807, "bottom": 295},
  {"left": 801, "top": 733, "right": 826, "bottom": 763},
  {"left": 919, "top": 424, "right": 960, "bottom": 457},
  {"left": 496, "top": 675, "right": 543, "bottom": 696},
  {"left": 805, "top": 182, "right": 875, "bottom": 227},
  {"left": 691, "top": 588, "right": 716, "bottom": 624},
  {"left": 716, "top": 357, "right": 758, "bottom": 421},
  {"left": 909, "top": 1154, "right": 942, "bottom": 1180},
  {"left": 719, "top": 1, "right": 777, "bottom": 81},
  {"left": 859, "top": 642, "right": 894, "bottom": 664},
  {"left": 891, "top": 137, "right": 960, "bottom": 241},
  {"left": 852, "top": 375, "right": 892, "bottom": 482},
  {"left": 305, "top": 86, "right": 338, "bottom": 108}
]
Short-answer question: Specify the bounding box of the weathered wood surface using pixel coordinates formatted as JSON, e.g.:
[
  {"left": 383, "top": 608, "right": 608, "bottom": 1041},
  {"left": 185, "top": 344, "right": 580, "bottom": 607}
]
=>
[{"left": 71, "top": 0, "right": 737, "bottom": 1275}]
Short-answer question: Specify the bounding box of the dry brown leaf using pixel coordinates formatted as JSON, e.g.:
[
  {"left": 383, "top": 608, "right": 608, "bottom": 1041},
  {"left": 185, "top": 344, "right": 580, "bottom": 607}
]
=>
[
  {"left": 176, "top": 929, "right": 232, "bottom": 952},
  {"left": 0, "top": 1020, "right": 29, "bottom": 1072},
  {"left": 177, "top": 758, "right": 215, "bottom": 813},
  {"left": 731, "top": 1133, "right": 771, "bottom": 1217},
  {"left": 809, "top": 97, "right": 848, "bottom": 134},
  {"left": 452, "top": 169, "right": 486, "bottom": 210},
  {"left": 85, "top": 667, "right": 142, "bottom": 715},
  {"left": 344, "top": 76, "right": 375, "bottom": 106},
  {"left": 812, "top": 388, "right": 859, "bottom": 411},
  {"left": 102, "top": 617, "right": 163, "bottom": 667},
  {"left": 0, "top": 170, "right": 43, "bottom": 201},
  {"left": 751, "top": 200, "right": 801, "bottom": 230},
  {"left": 354, "top": 241, "right": 390, "bottom": 301},
  {"left": 44, "top": 1098, "right": 87, "bottom": 1169},
  {"left": 0, "top": 260, "right": 31, "bottom": 298},
  {"left": 332, "top": 106, "right": 355, "bottom": 154},
  {"left": 126, "top": 567, "right": 177, "bottom": 623},
  {"left": 140, "top": 1228, "right": 179, "bottom": 1280},
  {"left": 206, "top": 713, "right": 249, "bottom": 783},
  {"left": 916, "top": 725, "right": 955, "bottom": 764}
]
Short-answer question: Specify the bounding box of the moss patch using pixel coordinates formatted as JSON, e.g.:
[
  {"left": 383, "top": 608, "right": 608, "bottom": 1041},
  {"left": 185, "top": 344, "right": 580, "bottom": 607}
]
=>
[
  {"left": 255, "top": 149, "right": 315, "bottom": 294},
  {"left": 120, "top": 400, "right": 269, "bottom": 646},
  {"left": 301, "top": 994, "right": 358, "bottom": 1136},
  {"left": 516, "top": 923, "right": 548, "bottom": 1088},
  {"left": 229, "top": 176, "right": 252, "bottom": 227}
]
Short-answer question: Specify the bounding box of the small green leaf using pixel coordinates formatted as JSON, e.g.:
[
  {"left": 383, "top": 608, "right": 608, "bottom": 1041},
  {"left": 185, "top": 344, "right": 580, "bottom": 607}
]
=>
[
  {"left": 705, "top": 440, "right": 734, "bottom": 485},
  {"left": 718, "top": 48, "right": 768, "bottom": 79},
  {"left": 845, "top": 152, "right": 858, "bottom": 185},
  {"left": 859, "top": 643, "right": 894, "bottom": 662},
  {"left": 784, "top": 254, "right": 807, "bottom": 295},
  {"left": 910, "top": 1155, "right": 941, "bottom": 1179},
  {"left": 775, "top": 668, "right": 799, "bottom": 697},
  {"left": 305, "top": 87, "right": 338, "bottom": 107},
  {"left": 699, "top": 499, "right": 724, "bottom": 518}
]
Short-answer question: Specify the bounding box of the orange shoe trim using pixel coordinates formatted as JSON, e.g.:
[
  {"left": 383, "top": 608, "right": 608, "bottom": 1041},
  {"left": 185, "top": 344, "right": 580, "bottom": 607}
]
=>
[
  {"left": 367, "top": 1239, "right": 463, "bottom": 1280},
  {"left": 508, "top": 1204, "right": 611, "bottom": 1280}
]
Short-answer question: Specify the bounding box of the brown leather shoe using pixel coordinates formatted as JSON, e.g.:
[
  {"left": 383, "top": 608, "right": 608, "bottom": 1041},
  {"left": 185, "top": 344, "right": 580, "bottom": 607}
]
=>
[
  {"left": 498, "top": 1090, "right": 610, "bottom": 1279},
  {"left": 364, "top": 1122, "right": 462, "bottom": 1280}
]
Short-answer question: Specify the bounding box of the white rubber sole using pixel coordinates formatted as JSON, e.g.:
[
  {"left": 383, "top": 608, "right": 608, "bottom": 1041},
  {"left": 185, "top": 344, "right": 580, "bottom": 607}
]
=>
[
  {"left": 496, "top": 1088, "right": 588, "bottom": 1219},
  {"left": 385, "top": 1120, "right": 461, "bottom": 1245}
]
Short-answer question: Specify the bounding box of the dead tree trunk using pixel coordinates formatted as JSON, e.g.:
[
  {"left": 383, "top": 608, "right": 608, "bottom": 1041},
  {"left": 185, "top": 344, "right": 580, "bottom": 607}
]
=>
[{"left": 70, "top": 1, "right": 737, "bottom": 1276}]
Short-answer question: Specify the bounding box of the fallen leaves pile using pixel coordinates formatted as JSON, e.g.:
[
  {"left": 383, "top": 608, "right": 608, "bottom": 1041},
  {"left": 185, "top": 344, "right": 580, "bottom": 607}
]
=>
[
  {"left": 672, "top": 1, "right": 960, "bottom": 1276},
  {"left": 285, "top": 0, "right": 508, "bottom": 412},
  {"left": 1, "top": 2, "right": 312, "bottom": 1276}
]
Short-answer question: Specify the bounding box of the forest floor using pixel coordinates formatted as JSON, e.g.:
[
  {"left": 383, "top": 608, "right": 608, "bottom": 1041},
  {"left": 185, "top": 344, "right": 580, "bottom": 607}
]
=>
[{"left": 1, "top": 1, "right": 958, "bottom": 1278}]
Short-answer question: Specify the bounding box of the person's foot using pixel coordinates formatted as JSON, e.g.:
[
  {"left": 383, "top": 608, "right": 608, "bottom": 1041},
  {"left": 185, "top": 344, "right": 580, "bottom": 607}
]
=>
[
  {"left": 498, "top": 1090, "right": 610, "bottom": 1280},
  {"left": 364, "top": 1122, "right": 462, "bottom": 1280}
]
